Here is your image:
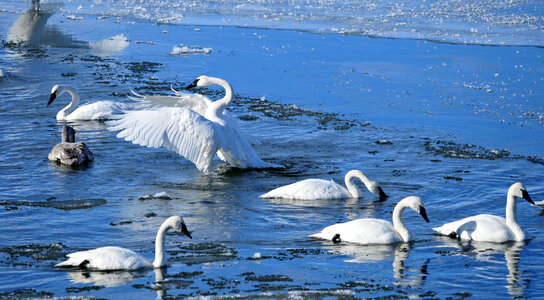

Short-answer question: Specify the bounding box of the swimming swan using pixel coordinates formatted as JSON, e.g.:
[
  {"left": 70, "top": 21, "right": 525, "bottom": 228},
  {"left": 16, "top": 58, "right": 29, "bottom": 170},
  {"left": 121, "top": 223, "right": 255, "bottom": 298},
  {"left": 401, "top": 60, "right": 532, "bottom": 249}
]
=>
[
  {"left": 260, "top": 169, "right": 387, "bottom": 200},
  {"left": 108, "top": 75, "right": 284, "bottom": 173},
  {"left": 310, "top": 196, "right": 429, "bottom": 244},
  {"left": 55, "top": 216, "right": 192, "bottom": 270},
  {"left": 47, "top": 85, "right": 127, "bottom": 121},
  {"left": 433, "top": 182, "right": 534, "bottom": 242}
]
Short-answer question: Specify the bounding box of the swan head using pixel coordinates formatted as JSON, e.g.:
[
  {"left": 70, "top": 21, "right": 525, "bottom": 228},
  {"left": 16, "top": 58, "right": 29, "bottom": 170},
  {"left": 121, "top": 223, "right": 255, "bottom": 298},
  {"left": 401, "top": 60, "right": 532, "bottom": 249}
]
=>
[
  {"left": 368, "top": 181, "right": 388, "bottom": 200},
  {"left": 509, "top": 182, "right": 534, "bottom": 205},
  {"left": 345, "top": 169, "right": 388, "bottom": 200},
  {"left": 47, "top": 84, "right": 68, "bottom": 106},
  {"left": 402, "top": 196, "right": 430, "bottom": 223},
  {"left": 186, "top": 75, "right": 214, "bottom": 89},
  {"left": 165, "top": 216, "right": 192, "bottom": 239}
]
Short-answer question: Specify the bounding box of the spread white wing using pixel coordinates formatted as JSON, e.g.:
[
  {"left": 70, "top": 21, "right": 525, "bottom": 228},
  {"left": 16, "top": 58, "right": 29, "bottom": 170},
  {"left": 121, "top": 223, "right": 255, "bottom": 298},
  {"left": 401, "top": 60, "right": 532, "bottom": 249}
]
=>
[
  {"left": 107, "top": 107, "right": 220, "bottom": 173},
  {"left": 128, "top": 89, "right": 211, "bottom": 116}
]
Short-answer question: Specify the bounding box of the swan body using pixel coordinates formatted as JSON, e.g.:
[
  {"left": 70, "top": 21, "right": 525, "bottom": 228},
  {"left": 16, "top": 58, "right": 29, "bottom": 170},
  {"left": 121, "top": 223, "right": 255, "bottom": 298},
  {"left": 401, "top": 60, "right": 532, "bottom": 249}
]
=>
[
  {"left": 260, "top": 170, "right": 387, "bottom": 200},
  {"left": 55, "top": 216, "right": 192, "bottom": 270},
  {"left": 108, "top": 75, "right": 283, "bottom": 173},
  {"left": 433, "top": 182, "right": 534, "bottom": 242},
  {"left": 310, "top": 196, "right": 429, "bottom": 244},
  {"left": 48, "top": 85, "right": 127, "bottom": 121}
]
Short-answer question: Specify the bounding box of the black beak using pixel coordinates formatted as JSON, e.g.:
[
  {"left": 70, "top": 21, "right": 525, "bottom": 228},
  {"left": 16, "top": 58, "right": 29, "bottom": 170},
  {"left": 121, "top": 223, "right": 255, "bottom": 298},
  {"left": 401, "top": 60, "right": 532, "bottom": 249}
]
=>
[
  {"left": 419, "top": 205, "right": 430, "bottom": 223},
  {"left": 186, "top": 79, "right": 199, "bottom": 89},
  {"left": 522, "top": 189, "right": 534, "bottom": 205},
  {"left": 378, "top": 187, "right": 388, "bottom": 201},
  {"left": 181, "top": 223, "right": 192, "bottom": 239},
  {"left": 47, "top": 92, "right": 57, "bottom": 106}
]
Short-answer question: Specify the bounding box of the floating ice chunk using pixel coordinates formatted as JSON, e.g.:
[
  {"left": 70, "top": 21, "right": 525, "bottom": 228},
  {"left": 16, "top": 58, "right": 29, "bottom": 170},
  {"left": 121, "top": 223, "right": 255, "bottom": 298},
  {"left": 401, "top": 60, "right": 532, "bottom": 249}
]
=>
[
  {"left": 251, "top": 252, "right": 261, "bottom": 259},
  {"left": 170, "top": 44, "right": 212, "bottom": 56},
  {"left": 139, "top": 191, "right": 172, "bottom": 200},
  {"left": 67, "top": 15, "right": 83, "bottom": 21},
  {"left": 90, "top": 34, "right": 129, "bottom": 56}
]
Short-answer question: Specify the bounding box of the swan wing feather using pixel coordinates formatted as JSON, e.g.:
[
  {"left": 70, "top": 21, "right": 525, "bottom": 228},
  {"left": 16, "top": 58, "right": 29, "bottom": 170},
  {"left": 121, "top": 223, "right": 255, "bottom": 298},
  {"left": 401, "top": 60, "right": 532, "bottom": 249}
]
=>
[
  {"left": 128, "top": 90, "right": 212, "bottom": 115},
  {"left": 107, "top": 107, "right": 219, "bottom": 173}
]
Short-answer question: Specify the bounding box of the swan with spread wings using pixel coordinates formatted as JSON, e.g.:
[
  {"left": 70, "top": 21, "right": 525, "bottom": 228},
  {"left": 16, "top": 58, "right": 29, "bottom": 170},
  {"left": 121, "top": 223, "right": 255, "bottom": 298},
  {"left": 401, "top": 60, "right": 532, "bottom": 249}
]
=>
[{"left": 108, "top": 75, "right": 283, "bottom": 173}]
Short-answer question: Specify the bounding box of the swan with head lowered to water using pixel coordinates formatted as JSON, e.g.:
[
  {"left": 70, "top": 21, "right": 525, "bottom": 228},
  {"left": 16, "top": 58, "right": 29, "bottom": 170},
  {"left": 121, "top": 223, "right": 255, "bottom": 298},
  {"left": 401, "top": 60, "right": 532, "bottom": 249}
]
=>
[
  {"left": 47, "top": 84, "right": 127, "bottom": 121},
  {"left": 433, "top": 182, "right": 534, "bottom": 243},
  {"left": 108, "top": 75, "right": 284, "bottom": 173},
  {"left": 260, "top": 169, "right": 387, "bottom": 200},
  {"left": 55, "top": 216, "right": 192, "bottom": 270},
  {"left": 310, "top": 196, "right": 429, "bottom": 244}
]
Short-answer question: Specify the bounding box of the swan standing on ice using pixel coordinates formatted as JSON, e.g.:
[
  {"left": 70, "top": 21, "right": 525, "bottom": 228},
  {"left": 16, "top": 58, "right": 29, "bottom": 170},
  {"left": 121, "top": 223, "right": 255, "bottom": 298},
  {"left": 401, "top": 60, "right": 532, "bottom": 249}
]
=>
[
  {"left": 433, "top": 182, "right": 534, "bottom": 242},
  {"left": 47, "top": 85, "right": 127, "bottom": 121},
  {"left": 55, "top": 216, "right": 192, "bottom": 270},
  {"left": 310, "top": 196, "right": 429, "bottom": 244},
  {"left": 260, "top": 169, "right": 387, "bottom": 200},
  {"left": 108, "top": 75, "right": 283, "bottom": 173}
]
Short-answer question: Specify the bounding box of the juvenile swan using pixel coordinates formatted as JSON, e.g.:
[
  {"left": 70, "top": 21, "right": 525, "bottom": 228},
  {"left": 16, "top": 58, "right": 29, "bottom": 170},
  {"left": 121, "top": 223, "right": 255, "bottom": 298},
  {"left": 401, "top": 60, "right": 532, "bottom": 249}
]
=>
[
  {"left": 310, "top": 196, "right": 429, "bottom": 244},
  {"left": 48, "top": 85, "right": 127, "bottom": 121},
  {"left": 433, "top": 182, "right": 534, "bottom": 242},
  {"left": 55, "top": 216, "right": 192, "bottom": 270},
  {"left": 260, "top": 169, "right": 387, "bottom": 200},
  {"left": 108, "top": 75, "right": 283, "bottom": 173}
]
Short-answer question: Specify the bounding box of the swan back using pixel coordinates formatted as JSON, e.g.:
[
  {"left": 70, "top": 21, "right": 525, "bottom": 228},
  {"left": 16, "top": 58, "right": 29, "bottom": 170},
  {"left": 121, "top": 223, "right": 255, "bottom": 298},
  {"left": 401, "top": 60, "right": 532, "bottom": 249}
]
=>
[{"left": 260, "top": 179, "right": 349, "bottom": 200}]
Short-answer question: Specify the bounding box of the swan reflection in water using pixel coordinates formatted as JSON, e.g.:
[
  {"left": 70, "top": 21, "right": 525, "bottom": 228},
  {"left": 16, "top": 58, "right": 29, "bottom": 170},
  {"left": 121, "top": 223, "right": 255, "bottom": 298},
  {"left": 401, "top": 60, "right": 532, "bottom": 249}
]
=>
[
  {"left": 7, "top": 2, "right": 128, "bottom": 55},
  {"left": 437, "top": 236, "right": 528, "bottom": 297},
  {"left": 65, "top": 268, "right": 149, "bottom": 287},
  {"left": 65, "top": 268, "right": 168, "bottom": 298},
  {"left": 322, "top": 243, "right": 429, "bottom": 287}
]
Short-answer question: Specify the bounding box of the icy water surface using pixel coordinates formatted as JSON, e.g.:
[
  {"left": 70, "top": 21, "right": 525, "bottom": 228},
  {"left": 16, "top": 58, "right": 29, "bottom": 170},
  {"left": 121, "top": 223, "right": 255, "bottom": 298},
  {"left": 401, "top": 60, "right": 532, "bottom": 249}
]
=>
[{"left": 1, "top": 0, "right": 544, "bottom": 298}]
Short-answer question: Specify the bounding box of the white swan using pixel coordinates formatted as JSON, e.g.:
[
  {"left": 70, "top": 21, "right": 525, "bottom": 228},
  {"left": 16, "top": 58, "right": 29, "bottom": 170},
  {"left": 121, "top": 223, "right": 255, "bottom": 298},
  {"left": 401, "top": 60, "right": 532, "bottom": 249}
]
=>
[
  {"left": 55, "top": 216, "right": 192, "bottom": 270},
  {"left": 310, "top": 196, "right": 429, "bottom": 244},
  {"left": 260, "top": 169, "right": 387, "bottom": 200},
  {"left": 47, "top": 85, "right": 127, "bottom": 121},
  {"left": 433, "top": 182, "right": 534, "bottom": 242},
  {"left": 108, "top": 75, "right": 284, "bottom": 173}
]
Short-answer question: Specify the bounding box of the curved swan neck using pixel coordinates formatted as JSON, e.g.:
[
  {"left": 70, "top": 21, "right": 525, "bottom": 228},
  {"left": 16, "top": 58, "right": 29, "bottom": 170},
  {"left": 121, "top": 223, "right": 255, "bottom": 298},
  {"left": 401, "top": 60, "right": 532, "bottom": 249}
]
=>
[
  {"left": 392, "top": 203, "right": 410, "bottom": 242},
  {"left": 58, "top": 86, "right": 80, "bottom": 118},
  {"left": 152, "top": 222, "right": 172, "bottom": 268},
  {"left": 506, "top": 192, "right": 524, "bottom": 240},
  {"left": 206, "top": 77, "right": 233, "bottom": 117},
  {"left": 344, "top": 170, "right": 370, "bottom": 198}
]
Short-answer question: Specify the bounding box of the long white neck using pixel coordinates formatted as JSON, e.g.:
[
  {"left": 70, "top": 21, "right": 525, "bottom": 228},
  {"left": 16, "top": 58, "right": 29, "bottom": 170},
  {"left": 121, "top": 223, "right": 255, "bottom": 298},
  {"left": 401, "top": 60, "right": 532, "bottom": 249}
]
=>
[
  {"left": 204, "top": 77, "right": 233, "bottom": 124},
  {"left": 344, "top": 170, "right": 371, "bottom": 198},
  {"left": 152, "top": 222, "right": 172, "bottom": 268},
  {"left": 392, "top": 202, "right": 410, "bottom": 242},
  {"left": 57, "top": 87, "right": 80, "bottom": 120},
  {"left": 505, "top": 192, "right": 524, "bottom": 241}
]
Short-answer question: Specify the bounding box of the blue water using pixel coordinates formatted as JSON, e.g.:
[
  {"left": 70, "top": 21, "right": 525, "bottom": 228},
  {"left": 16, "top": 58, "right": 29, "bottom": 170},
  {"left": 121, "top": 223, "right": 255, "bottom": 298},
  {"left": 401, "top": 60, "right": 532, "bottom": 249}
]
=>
[{"left": 1, "top": 0, "right": 544, "bottom": 298}]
